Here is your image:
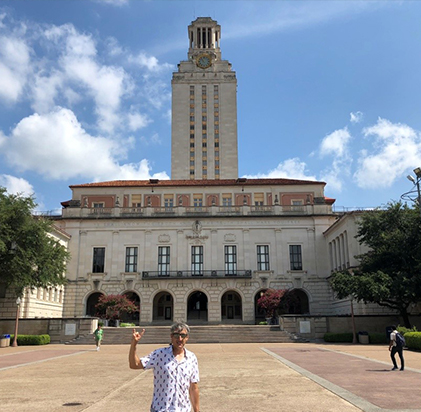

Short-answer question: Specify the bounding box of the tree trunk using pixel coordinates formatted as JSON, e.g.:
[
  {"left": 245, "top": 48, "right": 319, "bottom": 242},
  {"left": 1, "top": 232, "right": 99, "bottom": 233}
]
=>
[{"left": 400, "top": 309, "right": 411, "bottom": 328}]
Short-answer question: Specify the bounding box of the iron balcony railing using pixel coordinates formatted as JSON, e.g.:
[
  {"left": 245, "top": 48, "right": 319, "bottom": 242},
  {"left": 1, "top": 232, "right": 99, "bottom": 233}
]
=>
[{"left": 142, "top": 270, "right": 252, "bottom": 279}]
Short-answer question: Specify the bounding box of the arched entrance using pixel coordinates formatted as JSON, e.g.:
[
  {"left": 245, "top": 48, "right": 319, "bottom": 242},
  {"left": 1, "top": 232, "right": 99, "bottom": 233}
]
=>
[
  {"left": 254, "top": 289, "right": 267, "bottom": 324},
  {"left": 187, "top": 291, "right": 208, "bottom": 323},
  {"left": 287, "top": 289, "right": 310, "bottom": 314},
  {"left": 153, "top": 291, "right": 173, "bottom": 323},
  {"left": 221, "top": 290, "right": 242, "bottom": 323},
  {"left": 86, "top": 292, "right": 104, "bottom": 317},
  {"left": 121, "top": 291, "right": 140, "bottom": 325}
]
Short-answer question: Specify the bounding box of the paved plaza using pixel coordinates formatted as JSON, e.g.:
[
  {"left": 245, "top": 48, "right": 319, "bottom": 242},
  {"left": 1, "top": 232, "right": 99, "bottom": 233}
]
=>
[{"left": 1, "top": 341, "right": 421, "bottom": 412}]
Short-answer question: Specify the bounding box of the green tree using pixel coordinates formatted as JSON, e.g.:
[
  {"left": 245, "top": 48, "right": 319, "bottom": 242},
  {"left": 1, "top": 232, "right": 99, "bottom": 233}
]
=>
[
  {"left": 329, "top": 202, "right": 421, "bottom": 328},
  {"left": 0, "top": 188, "right": 69, "bottom": 298}
]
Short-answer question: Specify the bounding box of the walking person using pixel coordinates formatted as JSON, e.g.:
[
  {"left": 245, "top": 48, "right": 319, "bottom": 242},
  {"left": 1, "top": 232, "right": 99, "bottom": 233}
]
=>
[
  {"left": 94, "top": 323, "right": 104, "bottom": 351},
  {"left": 389, "top": 325, "right": 404, "bottom": 371},
  {"left": 129, "top": 322, "right": 200, "bottom": 412}
]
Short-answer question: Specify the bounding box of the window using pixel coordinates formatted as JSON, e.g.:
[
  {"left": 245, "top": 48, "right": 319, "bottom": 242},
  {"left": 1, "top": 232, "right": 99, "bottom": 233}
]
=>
[
  {"left": 164, "top": 194, "right": 174, "bottom": 208},
  {"left": 131, "top": 194, "right": 141, "bottom": 207},
  {"left": 289, "top": 245, "right": 303, "bottom": 271},
  {"left": 193, "top": 194, "right": 203, "bottom": 207},
  {"left": 191, "top": 246, "right": 203, "bottom": 275},
  {"left": 222, "top": 194, "right": 232, "bottom": 206},
  {"left": 93, "top": 202, "right": 104, "bottom": 208},
  {"left": 125, "top": 247, "right": 138, "bottom": 272},
  {"left": 93, "top": 247, "right": 105, "bottom": 273},
  {"left": 254, "top": 193, "right": 264, "bottom": 206},
  {"left": 158, "top": 246, "right": 170, "bottom": 275},
  {"left": 225, "top": 245, "right": 237, "bottom": 275},
  {"left": 257, "top": 245, "right": 270, "bottom": 271}
]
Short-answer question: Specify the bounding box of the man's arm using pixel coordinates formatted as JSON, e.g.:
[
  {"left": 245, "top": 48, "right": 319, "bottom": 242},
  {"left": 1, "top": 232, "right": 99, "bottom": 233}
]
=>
[
  {"left": 129, "top": 328, "right": 145, "bottom": 369},
  {"left": 189, "top": 382, "right": 200, "bottom": 412}
]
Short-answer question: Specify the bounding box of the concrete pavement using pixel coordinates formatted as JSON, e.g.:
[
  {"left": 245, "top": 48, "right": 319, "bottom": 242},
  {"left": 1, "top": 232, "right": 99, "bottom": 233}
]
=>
[{"left": 0, "top": 342, "right": 420, "bottom": 412}]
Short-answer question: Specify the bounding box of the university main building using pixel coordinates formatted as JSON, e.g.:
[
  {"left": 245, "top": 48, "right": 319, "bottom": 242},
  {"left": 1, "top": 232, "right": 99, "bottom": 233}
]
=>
[{"left": 56, "top": 18, "right": 370, "bottom": 326}]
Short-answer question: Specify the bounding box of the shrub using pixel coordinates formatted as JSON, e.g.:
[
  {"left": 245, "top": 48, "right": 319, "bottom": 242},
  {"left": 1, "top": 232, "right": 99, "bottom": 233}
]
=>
[
  {"left": 368, "top": 333, "right": 387, "bottom": 344},
  {"left": 258, "top": 321, "right": 268, "bottom": 325},
  {"left": 403, "top": 332, "right": 421, "bottom": 351},
  {"left": 397, "top": 325, "right": 417, "bottom": 334},
  {"left": 324, "top": 333, "right": 353, "bottom": 343},
  {"left": 10, "top": 334, "right": 50, "bottom": 345},
  {"left": 120, "top": 322, "right": 135, "bottom": 327}
]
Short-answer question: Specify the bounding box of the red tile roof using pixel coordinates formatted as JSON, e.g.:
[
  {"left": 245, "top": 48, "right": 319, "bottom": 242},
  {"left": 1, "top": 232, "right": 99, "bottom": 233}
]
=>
[{"left": 70, "top": 178, "right": 326, "bottom": 189}]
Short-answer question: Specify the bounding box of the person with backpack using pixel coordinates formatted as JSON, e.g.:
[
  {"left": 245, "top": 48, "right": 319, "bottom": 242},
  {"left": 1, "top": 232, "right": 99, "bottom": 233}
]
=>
[{"left": 389, "top": 325, "right": 405, "bottom": 371}]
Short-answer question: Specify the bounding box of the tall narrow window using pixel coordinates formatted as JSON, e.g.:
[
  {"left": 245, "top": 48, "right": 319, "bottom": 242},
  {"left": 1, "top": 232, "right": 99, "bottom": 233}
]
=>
[
  {"left": 93, "top": 247, "right": 105, "bottom": 273},
  {"left": 225, "top": 245, "right": 237, "bottom": 275},
  {"left": 193, "top": 194, "right": 203, "bottom": 207},
  {"left": 158, "top": 246, "right": 170, "bottom": 276},
  {"left": 164, "top": 194, "right": 174, "bottom": 208},
  {"left": 257, "top": 245, "right": 270, "bottom": 271},
  {"left": 125, "top": 247, "right": 138, "bottom": 272},
  {"left": 191, "top": 246, "right": 203, "bottom": 275},
  {"left": 289, "top": 245, "right": 303, "bottom": 271}
]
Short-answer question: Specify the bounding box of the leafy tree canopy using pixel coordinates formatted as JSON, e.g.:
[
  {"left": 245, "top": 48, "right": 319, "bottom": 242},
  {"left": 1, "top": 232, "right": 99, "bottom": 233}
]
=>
[
  {"left": 0, "top": 187, "right": 69, "bottom": 297},
  {"left": 257, "top": 289, "right": 295, "bottom": 318},
  {"left": 95, "top": 294, "right": 139, "bottom": 320},
  {"left": 330, "top": 202, "right": 421, "bottom": 327}
]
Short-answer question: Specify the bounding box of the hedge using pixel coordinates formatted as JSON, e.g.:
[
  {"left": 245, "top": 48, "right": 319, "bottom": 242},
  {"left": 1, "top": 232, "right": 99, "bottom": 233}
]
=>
[
  {"left": 10, "top": 334, "right": 50, "bottom": 345},
  {"left": 323, "top": 333, "right": 353, "bottom": 343},
  {"left": 368, "top": 333, "right": 388, "bottom": 344},
  {"left": 403, "top": 332, "right": 421, "bottom": 351}
]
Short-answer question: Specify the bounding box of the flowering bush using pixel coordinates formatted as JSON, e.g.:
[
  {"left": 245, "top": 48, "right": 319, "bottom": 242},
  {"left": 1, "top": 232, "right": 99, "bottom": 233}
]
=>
[
  {"left": 257, "top": 289, "right": 293, "bottom": 318},
  {"left": 95, "top": 294, "right": 139, "bottom": 320}
]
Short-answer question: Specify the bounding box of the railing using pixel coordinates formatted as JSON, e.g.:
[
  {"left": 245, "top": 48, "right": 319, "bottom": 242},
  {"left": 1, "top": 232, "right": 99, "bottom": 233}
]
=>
[
  {"left": 62, "top": 204, "right": 334, "bottom": 218},
  {"left": 142, "top": 270, "right": 252, "bottom": 279}
]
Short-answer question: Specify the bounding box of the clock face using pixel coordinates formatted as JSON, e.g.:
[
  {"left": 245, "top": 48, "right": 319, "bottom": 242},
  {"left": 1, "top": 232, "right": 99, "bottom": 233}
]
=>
[{"left": 196, "top": 54, "right": 212, "bottom": 69}]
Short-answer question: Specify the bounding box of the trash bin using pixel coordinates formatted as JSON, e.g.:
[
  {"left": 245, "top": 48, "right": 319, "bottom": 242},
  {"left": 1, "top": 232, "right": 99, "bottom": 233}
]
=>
[
  {"left": 386, "top": 326, "right": 394, "bottom": 342},
  {"left": 0, "top": 335, "right": 7, "bottom": 348},
  {"left": 5, "top": 334, "right": 10, "bottom": 347},
  {"left": 358, "top": 331, "right": 369, "bottom": 344}
]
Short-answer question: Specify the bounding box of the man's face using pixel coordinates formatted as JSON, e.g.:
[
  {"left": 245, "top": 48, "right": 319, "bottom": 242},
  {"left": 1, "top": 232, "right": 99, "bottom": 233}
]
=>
[{"left": 171, "top": 328, "right": 189, "bottom": 350}]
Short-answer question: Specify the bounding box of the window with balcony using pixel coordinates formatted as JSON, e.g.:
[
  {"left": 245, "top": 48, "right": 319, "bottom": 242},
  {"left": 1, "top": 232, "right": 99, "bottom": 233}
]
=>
[
  {"left": 225, "top": 245, "right": 237, "bottom": 275},
  {"left": 191, "top": 246, "right": 203, "bottom": 275},
  {"left": 125, "top": 247, "right": 138, "bottom": 272},
  {"left": 289, "top": 245, "right": 303, "bottom": 270},
  {"left": 257, "top": 245, "right": 270, "bottom": 271},
  {"left": 93, "top": 247, "right": 105, "bottom": 273},
  {"left": 158, "top": 246, "right": 170, "bottom": 275}
]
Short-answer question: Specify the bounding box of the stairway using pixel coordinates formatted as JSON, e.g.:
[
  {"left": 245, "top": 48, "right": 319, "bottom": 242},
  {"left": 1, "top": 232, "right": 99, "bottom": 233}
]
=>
[{"left": 66, "top": 325, "right": 299, "bottom": 345}]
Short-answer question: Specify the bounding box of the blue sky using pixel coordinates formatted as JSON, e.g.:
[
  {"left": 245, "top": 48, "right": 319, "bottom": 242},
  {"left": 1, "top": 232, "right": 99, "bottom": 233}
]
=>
[{"left": 1, "top": 0, "right": 421, "bottom": 213}]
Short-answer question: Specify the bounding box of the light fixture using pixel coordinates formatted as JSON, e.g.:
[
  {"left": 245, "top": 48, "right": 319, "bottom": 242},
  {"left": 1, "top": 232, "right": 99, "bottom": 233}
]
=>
[
  {"left": 414, "top": 167, "right": 421, "bottom": 178},
  {"left": 407, "top": 175, "right": 416, "bottom": 184}
]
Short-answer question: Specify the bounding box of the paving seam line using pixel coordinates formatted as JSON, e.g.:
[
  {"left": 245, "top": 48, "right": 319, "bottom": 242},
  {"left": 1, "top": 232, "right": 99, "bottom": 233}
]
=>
[
  {"left": 0, "top": 350, "right": 88, "bottom": 372},
  {"left": 80, "top": 370, "right": 148, "bottom": 411},
  {"left": 318, "top": 347, "right": 421, "bottom": 374},
  {"left": 261, "top": 347, "right": 384, "bottom": 412}
]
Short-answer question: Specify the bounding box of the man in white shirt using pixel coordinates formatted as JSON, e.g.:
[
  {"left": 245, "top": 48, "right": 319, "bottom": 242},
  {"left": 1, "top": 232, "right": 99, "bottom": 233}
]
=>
[
  {"left": 129, "top": 322, "right": 200, "bottom": 412},
  {"left": 389, "top": 325, "right": 404, "bottom": 371}
]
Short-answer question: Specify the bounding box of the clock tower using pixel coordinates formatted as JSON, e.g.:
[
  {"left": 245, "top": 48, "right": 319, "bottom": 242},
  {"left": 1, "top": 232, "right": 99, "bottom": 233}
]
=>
[{"left": 171, "top": 17, "right": 238, "bottom": 180}]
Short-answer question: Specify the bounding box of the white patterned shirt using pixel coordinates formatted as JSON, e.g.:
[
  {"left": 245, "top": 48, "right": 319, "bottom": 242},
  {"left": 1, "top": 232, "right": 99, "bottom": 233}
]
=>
[{"left": 141, "top": 345, "right": 200, "bottom": 412}]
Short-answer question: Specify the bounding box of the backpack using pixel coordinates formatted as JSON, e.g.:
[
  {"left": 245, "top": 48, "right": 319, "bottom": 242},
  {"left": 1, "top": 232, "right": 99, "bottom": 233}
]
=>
[{"left": 395, "top": 332, "right": 405, "bottom": 348}]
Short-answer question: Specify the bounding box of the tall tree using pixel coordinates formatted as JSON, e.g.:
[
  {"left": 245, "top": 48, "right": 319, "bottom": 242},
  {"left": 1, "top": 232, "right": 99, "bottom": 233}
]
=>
[
  {"left": 330, "top": 202, "right": 421, "bottom": 328},
  {"left": 0, "top": 188, "right": 69, "bottom": 298}
]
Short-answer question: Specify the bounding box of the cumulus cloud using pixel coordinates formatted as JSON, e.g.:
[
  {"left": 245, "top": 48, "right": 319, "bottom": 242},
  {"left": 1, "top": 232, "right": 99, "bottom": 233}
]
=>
[
  {"left": 354, "top": 118, "right": 421, "bottom": 188},
  {"left": 0, "top": 175, "right": 34, "bottom": 196},
  {"left": 350, "top": 111, "right": 363, "bottom": 123},
  {"left": 318, "top": 127, "right": 353, "bottom": 192},
  {"left": 0, "top": 35, "right": 32, "bottom": 102},
  {"left": 1, "top": 107, "right": 169, "bottom": 181},
  {"left": 244, "top": 158, "right": 317, "bottom": 181}
]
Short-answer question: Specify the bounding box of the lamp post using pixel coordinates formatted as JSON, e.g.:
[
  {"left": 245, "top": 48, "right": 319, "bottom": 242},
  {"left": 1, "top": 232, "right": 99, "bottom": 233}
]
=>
[
  {"left": 403, "top": 167, "right": 421, "bottom": 217},
  {"left": 12, "top": 297, "right": 22, "bottom": 347}
]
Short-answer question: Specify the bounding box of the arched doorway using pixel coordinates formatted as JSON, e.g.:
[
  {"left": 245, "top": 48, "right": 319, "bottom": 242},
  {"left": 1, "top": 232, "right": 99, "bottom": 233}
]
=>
[
  {"left": 221, "top": 290, "right": 242, "bottom": 323},
  {"left": 153, "top": 291, "right": 173, "bottom": 323},
  {"left": 287, "top": 289, "right": 310, "bottom": 314},
  {"left": 86, "top": 292, "right": 104, "bottom": 317},
  {"left": 254, "top": 289, "right": 267, "bottom": 324},
  {"left": 187, "top": 291, "right": 208, "bottom": 323},
  {"left": 121, "top": 291, "right": 140, "bottom": 325}
]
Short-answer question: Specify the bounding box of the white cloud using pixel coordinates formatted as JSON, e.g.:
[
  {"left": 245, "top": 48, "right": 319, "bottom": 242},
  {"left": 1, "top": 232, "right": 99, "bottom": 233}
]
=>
[
  {"left": 1, "top": 107, "right": 168, "bottom": 182},
  {"left": 0, "top": 35, "right": 31, "bottom": 102},
  {"left": 129, "top": 52, "right": 174, "bottom": 73},
  {"left": 244, "top": 158, "right": 317, "bottom": 181},
  {"left": 320, "top": 127, "right": 351, "bottom": 158},
  {"left": 127, "top": 110, "right": 151, "bottom": 132},
  {"left": 354, "top": 118, "right": 421, "bottom": 188},
  {"left": 350, "top": 111, "right": 363, "bottom": 124},
  {"left": 0, "top": 175, "right": 34, "bottom": 197}
]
